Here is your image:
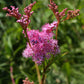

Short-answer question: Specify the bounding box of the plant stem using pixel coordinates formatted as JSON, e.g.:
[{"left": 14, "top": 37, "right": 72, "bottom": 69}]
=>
[
  {"left": 10, "top": 66, "right": 15, "bottom": 84},
  {"left": 41, "top": 56, "right": 54, "bottom": 84},
  {"left": 24, "top": 29, "right": 41, "bottom": 84},
  {"left": 24, "top": 29, "right": 31, "bottom": 47},
  {"left": 41, "top": 69, "right": 46, "bottom": 84},
  {"left": 56, "top": 21, "right": 59, "bottom": 40},
  {"left": 50, "top": 0, "right": 52, "bottom": 3},
  {"left": 41, "top": 20, "right": 60, "bottom": 84},
  {"left": 41, "top": 61, "right": 45, "bottom": 84},
  {"left": 35, "top": 62, "right": 41, "bottom": 84}
]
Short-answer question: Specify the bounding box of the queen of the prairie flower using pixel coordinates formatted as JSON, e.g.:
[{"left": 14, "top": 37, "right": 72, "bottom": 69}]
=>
[{"left": 22, "top": 21, "right": 60, "bottom": 64}]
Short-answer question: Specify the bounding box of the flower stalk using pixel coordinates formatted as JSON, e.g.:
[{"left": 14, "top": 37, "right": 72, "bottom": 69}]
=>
[
  {"left": 48, "top": 0, "right": 79, "bottom": 40},
  {"left": 35, "top": 62, "right": 41, "bottom": 84},
  {"left": 10, "top": 66, "right": 15, "bottom": 84}
]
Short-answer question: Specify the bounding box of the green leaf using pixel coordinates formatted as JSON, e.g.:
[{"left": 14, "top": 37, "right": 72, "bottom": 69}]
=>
[
  {"left": 80, "top": 41, "right": 84, "bottom": 49},
  {"left": 63, "top": 2, "right": 74, "bottom": 9},
  {"left": 62, "top": 62, "right": 71, "bottom": 84},
  {"left": 8, "top": 36, "right": 13, "bottom": 50},
  {"left": 13, "top": 45, "right": 25, "bottom": 56},
  {"left": 0, "top": 63, "right": 7, "bottom": 67}
]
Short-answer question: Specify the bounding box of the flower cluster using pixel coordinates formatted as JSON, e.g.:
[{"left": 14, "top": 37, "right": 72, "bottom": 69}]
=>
[
  {"left": 48, "top": 0, "right": 80, "bottom": 22},
  {"left": 23, "top": 78, "right": 34, "bottom": 84},
  {"left": 3, "top": 1, "right": 36, "bottom": 29},
  {"left": 17, "top": 1, "right": 36, "bottom": 29},
  {"left": 66, "top": 9, "right": 80, "bottom": 19},
  {"left": 3, "top": 6, "right": 21, "bottom": 19},
  {"left": 3, "top": 1, "right": 36, "bottom": 46},
  {"left": 22, "top": 21, "right": 60, "bottom": 64}
]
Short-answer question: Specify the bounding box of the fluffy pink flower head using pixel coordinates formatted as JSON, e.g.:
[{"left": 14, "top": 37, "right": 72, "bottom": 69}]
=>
[
  {"left": 22, "top": 21, "right": 60, "bottom": 64},
  {"left": 42, "top": 21, "right": 57, "bottom": 37}
]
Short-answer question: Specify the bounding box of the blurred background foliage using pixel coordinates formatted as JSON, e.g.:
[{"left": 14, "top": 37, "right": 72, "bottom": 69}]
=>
[{"left": 0, "top": 0, "right": 84, "bottom": 84}]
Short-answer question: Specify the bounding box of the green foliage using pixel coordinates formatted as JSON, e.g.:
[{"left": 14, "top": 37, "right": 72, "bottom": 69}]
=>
[{"left": 0, "top": 0, "right": 84, "bottom": 84}]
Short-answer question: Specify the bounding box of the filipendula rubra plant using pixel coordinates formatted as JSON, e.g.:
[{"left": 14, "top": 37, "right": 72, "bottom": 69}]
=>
[{"left": 3, "top": 0, "right": 79, "bottom": 84}]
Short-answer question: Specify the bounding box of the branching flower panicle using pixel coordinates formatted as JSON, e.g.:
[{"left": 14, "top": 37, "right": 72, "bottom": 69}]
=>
[
  {"left": 3, "top": 1, "right": 36, "bottom": 29},
  {"left": 3, "top": 1, "right": 36, "bottom": 46},
  {"left": 17, "top": 1, "right": 36, "bottom": 30},
  {"left": 48, "top": 0, "right": 80, "bottom": 39},
  {"left": 48, "top": 0, "right": 80, "bottom": 22}
]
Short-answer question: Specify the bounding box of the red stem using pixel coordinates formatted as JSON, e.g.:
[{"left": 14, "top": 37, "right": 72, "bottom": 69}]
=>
[
  {"left": 56, "top": 21, "right": 59, "bottom": 40},
  {"left": 24, "top": 29, "right": 31, "bottom": 47},
  {"left": 10, "top": 66, "right": 15, "bottom": 84}
]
